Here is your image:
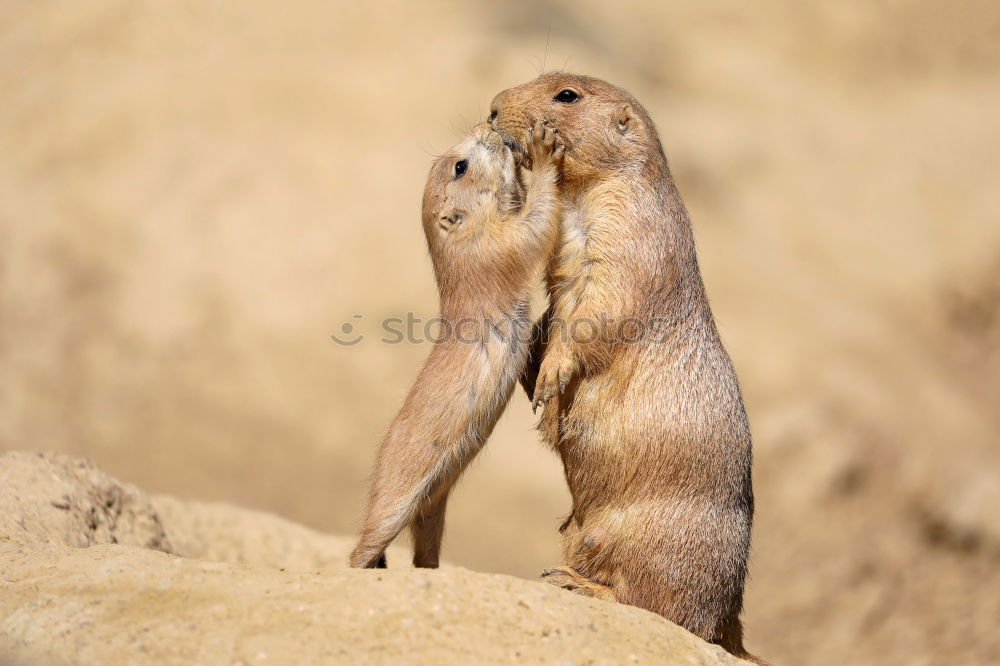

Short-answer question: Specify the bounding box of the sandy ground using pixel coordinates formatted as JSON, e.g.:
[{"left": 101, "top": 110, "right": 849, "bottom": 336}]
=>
[
  {"left": 1, "top": 1, "right": 998, "bottom": 664},
  {"left": 0, "top": 452, "right": 741, "bottom": 666}
]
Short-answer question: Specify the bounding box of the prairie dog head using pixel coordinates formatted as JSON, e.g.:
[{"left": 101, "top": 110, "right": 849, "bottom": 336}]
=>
[
  {"left": 489, "top": 73, "right": 662, "bottom": 192},
  {"left": 421, "top": 124, "right": 532, "bottom": 300},
  {"left": 422, "top": 123, "right": 520, "bottom": 244}
]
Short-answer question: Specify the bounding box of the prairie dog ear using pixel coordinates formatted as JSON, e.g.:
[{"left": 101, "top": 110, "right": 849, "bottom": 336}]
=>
[{"left": 616, "top": 104, "right": 634, "bottom": 133}]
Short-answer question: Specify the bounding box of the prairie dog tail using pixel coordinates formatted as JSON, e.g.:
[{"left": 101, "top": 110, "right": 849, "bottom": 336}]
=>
[{"left": 717, "top": 614, "right": 771, "bottom": 665}]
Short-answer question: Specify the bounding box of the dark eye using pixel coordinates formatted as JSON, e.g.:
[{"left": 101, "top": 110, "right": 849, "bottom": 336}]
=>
[
  {"left": 454, "top": 159, "right": 468, "bottom": 178},
  {"left": 553, "top": 89, "right": 580, "bottom": 104}
]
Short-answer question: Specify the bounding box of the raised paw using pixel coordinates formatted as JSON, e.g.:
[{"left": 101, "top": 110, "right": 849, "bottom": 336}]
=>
[
  {"left": 526, "top": 120, "right": 563, "bottom": 170},
  {"left": 532, "top": 340, "right": 579, "bottom": 412}
]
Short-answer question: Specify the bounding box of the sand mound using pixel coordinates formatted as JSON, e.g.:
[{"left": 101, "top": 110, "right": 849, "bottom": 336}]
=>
[{"left": 0, "top": 452, "right": 742, "bottom": 665}]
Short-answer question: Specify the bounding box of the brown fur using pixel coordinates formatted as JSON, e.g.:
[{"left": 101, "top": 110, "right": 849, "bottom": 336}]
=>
[
  {"left": 350, "top": 122, "right": 563, "bottom": 569},
  {"left": 490, "top": 74, "right": 764, "bottom": 664}
]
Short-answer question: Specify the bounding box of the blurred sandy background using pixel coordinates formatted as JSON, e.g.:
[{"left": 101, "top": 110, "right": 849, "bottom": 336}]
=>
[{"left": 1, "top": 1, "right": 998, "bottom": 664}]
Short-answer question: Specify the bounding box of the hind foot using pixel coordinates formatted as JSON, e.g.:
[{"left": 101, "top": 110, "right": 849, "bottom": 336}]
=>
[
  {"left": 349, "top": 543, "right": 388, "bottom": 569},
  {"left": 540, "top": 566, "right": 616, "bottom": 602}
]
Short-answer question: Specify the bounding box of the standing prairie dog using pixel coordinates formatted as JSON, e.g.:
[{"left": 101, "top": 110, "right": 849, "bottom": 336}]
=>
[
  {"left": 490, "top": 74, "right": 763, "bottom": 664},
  {"left": 350, "top": 122, "right": 564, "bottom": 569}
]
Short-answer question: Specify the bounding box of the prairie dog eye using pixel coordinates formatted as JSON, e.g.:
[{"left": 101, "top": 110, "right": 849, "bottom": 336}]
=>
[
  {"left": 553, "top": 89, "right": 580, "bottom": 104},
  {"left": 454, "top": 159, "right": 468, "bottom": 179}
]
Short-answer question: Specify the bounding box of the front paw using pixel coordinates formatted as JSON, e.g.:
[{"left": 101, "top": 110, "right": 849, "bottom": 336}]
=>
[
  {"left": 526, "top": 120, "right": 564, "bottom": 171},
  {"left": 532, "top": 342, "right": 579, "bottom": 412}
]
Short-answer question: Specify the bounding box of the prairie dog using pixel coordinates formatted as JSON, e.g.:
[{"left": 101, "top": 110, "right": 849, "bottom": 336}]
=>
[
  {"left": 350, "top": 122, "right": 564, "bottom": 569},
  {"left": 490, "top": 74, "right": 763, "bottom": 664}
]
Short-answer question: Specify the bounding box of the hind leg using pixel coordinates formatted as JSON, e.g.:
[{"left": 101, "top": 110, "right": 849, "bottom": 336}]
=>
[
  {"left": 350, "top": 436, "right": 469, "bottom": 569},
  {"left": 540, "top": 566, "right": 617, "bottom": 602},
  {"left": 411, "top": 489, "right": 450, "bottom": 568}
]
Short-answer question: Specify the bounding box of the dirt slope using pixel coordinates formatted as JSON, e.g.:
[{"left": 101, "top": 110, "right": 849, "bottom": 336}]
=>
[{"left": 0, "top": 452, "right": 741, "bottom": 666}]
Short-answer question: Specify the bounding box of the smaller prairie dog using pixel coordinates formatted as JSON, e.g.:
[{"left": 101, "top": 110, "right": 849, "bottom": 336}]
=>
[{"left": 350, "top": 122, "right": 563, "bottom": 568}]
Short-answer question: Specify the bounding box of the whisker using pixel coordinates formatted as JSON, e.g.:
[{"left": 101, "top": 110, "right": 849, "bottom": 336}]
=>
[{"left": 542, "top": 21, "right": 552, "bottom": 73}]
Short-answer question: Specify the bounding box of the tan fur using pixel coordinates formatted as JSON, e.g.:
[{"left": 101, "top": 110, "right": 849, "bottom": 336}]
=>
[
  {"left": 350, "top": 122, "right": 564, "bottom": 569},
  {"left": 491, "top": 74, "right": 765, "bottom": 664}
]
